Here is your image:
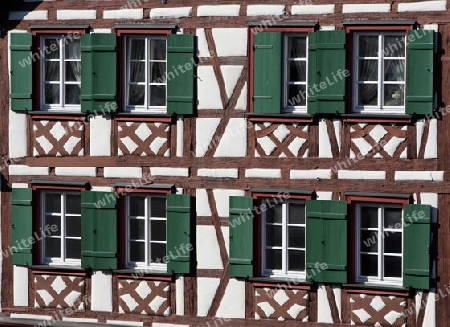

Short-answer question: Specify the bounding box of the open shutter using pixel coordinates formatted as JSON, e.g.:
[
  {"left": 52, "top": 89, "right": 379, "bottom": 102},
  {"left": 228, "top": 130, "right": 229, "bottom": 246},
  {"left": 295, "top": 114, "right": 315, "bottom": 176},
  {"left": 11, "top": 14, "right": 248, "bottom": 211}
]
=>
[
  {"left": 253, "top": 32, "right": 282, "bottom": 114},
  {"left": 406, "top": 30, "right": 434, "bottom": 115},
  {"left": 167, "top": 194, "right": 195, "bottom": 274},
  {"left": 306, "top": 200, "right": 347, "bottom": 283},
  {"left": 12, "top": 188, "right": 33, "bottom": 266},
  {"left": 81, "top": 191, "right": 118, "bottom": 269},
  {"left": 308, "top": 30, "right": 346, "bottom": 114},
  {"left": 167, "top": 34, "right": 195, "bottom": 115},
  {"left": 10, "top": 33, "right": 33, "bottom": 112},
  {"left": 229, "top": 196, "right": 254, "bottom": 277},
  {"left": 81, "top": 33, "right": 117, "bottom": 113},
  {"left": 403, "top": 204, "right": 431, "bottom": 289}
]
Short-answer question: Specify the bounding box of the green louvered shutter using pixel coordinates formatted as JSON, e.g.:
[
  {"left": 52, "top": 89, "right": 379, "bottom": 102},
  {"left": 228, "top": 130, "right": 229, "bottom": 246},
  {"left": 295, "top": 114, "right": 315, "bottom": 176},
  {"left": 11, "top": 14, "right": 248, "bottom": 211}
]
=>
[
  {"left": 10, "top": 33, "right": 33, "bottom": 112},
  {"left": 253, "top": 32, "right": 282, "bottom": 114},
  {"left": 167, "top": 194, "right": 195, "bottom": 274},
  {"left": 306, "top": 200, "right": 347, "bottom": 283},
  {"left": 229, "top": 196, "right": 254, "bottom": 277},
  {"left": 81, "top": 34, "right": 117, "bottom": 113},
  {"left": 308, "top": 31, "right": 346, "bottom": 114},
  {"left": 12, "top": 188, "right": 33, "bottom": 266},
  {"left": 167, "top": 34, "right": 195, "bottom": 115},
  {"left": 406, "top": 30, "right": 435, "bottom": 115},
  {"left": 81, "top": 191, "right": 118, "bottom": 269},
  {"left": 403, "top": 204, "right": 431, "bottom": 289}
]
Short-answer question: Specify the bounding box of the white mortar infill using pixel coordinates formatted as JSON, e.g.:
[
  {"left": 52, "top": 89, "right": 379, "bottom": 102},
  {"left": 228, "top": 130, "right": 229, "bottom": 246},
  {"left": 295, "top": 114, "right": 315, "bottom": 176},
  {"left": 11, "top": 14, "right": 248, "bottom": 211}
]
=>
[
  {"left": 91, "top": 271, "right": 112, "bottom": 312},
  {"left": 57, "top": 10, "right": 96, "bottom": 20},
  {"left": 245, "top": 168, "right": 281, "bottom": 178},
  {"left": 9, "top": 165, "right": 50, "bottom": 176},
  {"left": 212, "top": 28, "right": 248, "bottom": 57},
  {"left": 103, "top": 167, "right": 142, "bottom": 179},
  {"left": 291, "top": 4, "right": 335, "bottom": 15},
  {"left": 338, "top": 170, "right": 386, "bottom": 180},
  {"left": 196, "top": 226, "right": 224, "bottom": 270},
  {"left": 197, "top": 277, "right": 221, "bottom": 317},
  {"left": 197, "top": 5, "right": 240, "bottom": 17},
  {"left": 90, "top": 114, "right": 111, "bottom": 156},
  {"left": 247, "top": 5, "right": 285, "bottom": 16},
  {"left": 398, "top": 0, "right": 446, "bottom": 12},
  {"left": 150, "top": 7, "right": 192, "bottom": 19},
  {"left": 342, "top": 4, "right": 391, "bottom": 13},
  {"left": 103, "top": 9, "right": 143, "bottom": 19}
]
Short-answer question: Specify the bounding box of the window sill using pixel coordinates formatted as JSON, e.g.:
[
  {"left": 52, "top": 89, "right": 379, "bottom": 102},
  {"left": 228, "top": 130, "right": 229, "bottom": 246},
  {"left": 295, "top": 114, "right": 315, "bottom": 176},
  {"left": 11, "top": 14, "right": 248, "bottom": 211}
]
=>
[
  {"left": 246, "top": 113, "right": 314, "bottom": 123},
  {"left": 249, "top": 277, "right": 314, "bottom": 291},
  {"left": 115, "top": 112, "right": 174, "bottom": 123},
  {"left": 28, "top": 111, "right": 86, "bottom": 120},
  {"left": 114, "top": 269, "right": 174, "bottom": 281},
  {"left": 341, "top": 113, "right": 413, "bottom": 124},
  {"left": 30, "top": 265, "right": 87, "bottom": 276},
  {"left": 343, "top": 283, "right": 410, "bottom": 297}
]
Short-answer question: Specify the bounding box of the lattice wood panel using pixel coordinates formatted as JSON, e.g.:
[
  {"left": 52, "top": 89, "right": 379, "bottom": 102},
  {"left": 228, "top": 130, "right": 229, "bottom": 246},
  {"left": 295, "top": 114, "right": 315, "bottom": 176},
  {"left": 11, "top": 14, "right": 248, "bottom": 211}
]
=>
[
  {"left": 255, "top": 287, "right": 309, "bottom": 321},
  {"left": 34, "top": 274, "right": 86, "bottom": 309},
  {"left": 118, "top": 122, "right": 170, "bottom": 157},
  {"left": 350, "top": 294, "right": 406, "bottom": 326}
]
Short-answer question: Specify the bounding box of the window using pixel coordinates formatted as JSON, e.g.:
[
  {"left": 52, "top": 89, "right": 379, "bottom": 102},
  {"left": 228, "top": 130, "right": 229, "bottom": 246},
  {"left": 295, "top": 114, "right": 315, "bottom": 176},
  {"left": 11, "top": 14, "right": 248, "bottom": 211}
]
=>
[
  {"left": 126, "top": 194, "right": 167, "bottom": 270},
  {"left": 41, "top": 36, "right": 81, "bottom": 110},
  {"left": 353, "top": 32, "right": 406, "bottom": 113},
  {"left": 125, "top": 36, "right": 167, "bottom": 113},
  {"left": 41, "top": 191, "right": 81, "bottom": 265},
  {"left": 262, "top": 199, "right": 306, "bottom": 277}
]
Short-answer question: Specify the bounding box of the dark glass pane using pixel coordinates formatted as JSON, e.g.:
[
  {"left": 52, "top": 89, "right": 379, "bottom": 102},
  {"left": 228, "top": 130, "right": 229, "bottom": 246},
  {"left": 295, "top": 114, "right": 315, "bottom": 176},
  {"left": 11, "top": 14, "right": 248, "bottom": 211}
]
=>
[
  {"left": 129, "top": 195, "right": 145, "bottom": 217},
  {"left": 358, "top": 84, "right": 378, "bottom": 106},
  {"left": 288, "top": 36, "right": 306, "bottom": 58},
  {"left": 65, "top": 85, "right": 81, "bottom": 105},
  {"left": 384, "top": 232, "right": 402, "bottom": 254},
  {"left": 384, "top": 208, "right": 402, "bottom": 228},
  {"left": 288, "top": 85, "right": 306, "bottom": 106},
  {"left": 288, "top": 226, "right": 305, "bottom": 248},
  {"left": 384, "top": 84, "right": 404, "bottom": 106},
  {"left": 45, "top": 193, "right": 61, "bottom": 213},
  {"left": 287, "top": 61, "right": 306, "bottom": 82},
  {"left": 45, "top": 215, "right": 61, "bottom": 236},
  {"left": 265, "top": 249, "right": 282, "bottom": 270},
  {"left": 129, "top": 241, "right": 145, "bottom": 262},
  {"left": 265, "top": 225, "right": 282, "bottom": 247},
  {"left": 289, "top": 203, "right": 305, "bottom": 224},
  {"left": 384, "top": 36, "right": 405, "bottom": 57},
  {"left": 45, "top": 237, "right": 61, "bottom": 258},
  {"left": 129, "top": 219, "right": 145, "bottom": 240},
  {"left": 65, "top": 40, "right": 80, "bottom": 60},
  {"left": 360, "top": 206, "right": 378, "bottom": 228},
  {"left": 151, "top": 62, "right": 166, "bottom": 83},
  {"left": 66, "top": 239, "right": 81, "bottom": 259},
  {"left": 358, "top": 60, "right": 378, "bottom": 81},
  {"left": 66, "top": 216, "right": 81, "bottom": 238},
  {"left": 151, "top": 197, "right": 166, "bottom": 217},
  {"left": 129, "top": 38, "right": 145, "bottom": 60},
  {"left": 128, "top": 85, "right": 145, "bottom": 106},
  {"left": 150, "top": 85, "right": 166, "bottom": 106},
  {"left": 360, "top": 254, "right": 378, "bottom": 277},
  {"left": 266, "top": 203, "right": 282, "bottom": 223},
  {"left": 65, "top": 62, "right": 81, "bottom": 82},
  {"left": 44, "top": 39, "right": 60, "bottom": 59},
  {"left": 66, "top": 194, "right": 81, "bottom": 215},
  {"left": 45, "top": 84, "right": 60, "bottom": 104},
  {"left": 150, "top": 39, "right": 166, "bottom": 60},
  {"left": 384, "top": 60, "right": 405, "bottom": 82},
  {"left": 129, "top": 62, "right": 145, "bottom": 82},
  {"left": 151, "top": 243, "right": 166, "bottom": 263},
  {"left": 288, "top": 249, "right": 305, "bottom": 271},
  {"left": 45, "top": 62, "right": 60, "bottom": 81},
  {"left": 360, "top": 230, "right": 378, "bottom": 252},
  {"left": 384, "top": 256, "right": 402, "bottom": 277},
  {"left": 151, "top": 220, "right": 166, "bottom": 241},
  {"left": 359, "top": 36, "right": 378, "bottom": 57}
]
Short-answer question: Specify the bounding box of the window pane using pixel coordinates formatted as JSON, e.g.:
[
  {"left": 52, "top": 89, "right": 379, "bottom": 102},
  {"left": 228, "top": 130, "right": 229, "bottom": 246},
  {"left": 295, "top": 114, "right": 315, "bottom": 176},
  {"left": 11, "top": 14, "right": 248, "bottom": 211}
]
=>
[
  {"left": 65, "top": 62, "right": 81, "bottom": 82},
  {"left": 288, "top": 226, "right": 305, "bottom": 248},
  {"left": 358, "top": 84, "right": 377, "bottom": 106},
  {"left": 289, "top": 203, "right": 305, "bottom": 224},
  {"left": 66, "top": 194, "right": 81, "bottom": 215},
  {"left": 65, "top": 85, "right": 81, "bottom": 105},
  {"left": 151, "top": 220, "right": 166, "bottom": 242},
  {"left": 128, "top": 85, "right": 145, "bottom": 106},
  {"left": 288, "top": 36, "right": 306, "bottom": 58},
  {"left": 129, "top": 62, "right": 145, "bottom": 82},
  {"left": 44, "top": 39, "right": 60, "bottom": 59},
  {"left": 265, "top": 225, "right": 282, "bottom": 247},
  {"left": 384, "top": 232, "right": 402, "bottom": 254},
  {"left": 45, "top": 85, "right": 60, "bottom": 104},
  {"left": 384, "top": 36, "right": 405, "bottom": 57},
  {"left": 288, "top": 249, "right": 305, "bottom": 271},
  {"left": 129, "top": 219, "right": 145, "bottom": 240},
  {"left": 359, "top": 36, "right": 378, "bottom": 57},
  {"left": 384, "top": 60, "right": 405, "bottom": 81},
  {"left": 65, "top": 40, "right": 81, "bottom": 59},
  {"left": 45, "top": 237, "right": 61, "bottom": 258},
  {"left": 129, "top": 196, "right": 145, "bottom": 217},
  {"left": 66, "top": 239, "right": 81, "bottom": 259},
  {"left": 266, "top": 249, "right": 282, "bottom": 270},
  {"left": 66, "top": 216, "right": 81, "bottom": 237},
  {"left": 384, "top": 256, "right": 402, "bottom": 277},
  {"left": 45, "top": 215, "right": 61, "bottom": 236},
  {"left": 358, "top": 60, "right": 378, "bottom": 81},
  {"left": 287, "top": 61, "right": 306, "bottom": 82},
  {"left": 151, "top": 243, "right": 166, "bottom": 263},
  {"left": 360, "top": 254, "right": 378, "bottom": 277},
  {"left": 129, "top": 38, "right": 145, "bottom": 60},
  {"left": 360, "top": 230, "right": 378, "bottom": 252},
  {"left": 150, "top": 62, "right": 166, "bottom": 83},
  {"left": 384, "top": 85, "right": 404, "bottom": 106},
  {"left": 150, "top": 85, "right": 166, "bottom": 106},
  {"left": 360, "top": 206, "right": 378, "bottom": 228},
  {"left": 129, "top": 241, "right": 145, "bottom": 262},
  {"left": 150, "top": 39, "right": 166, "bottom": 60},
  {"left": 266, "top": 203, "right": 282, "bottom": 223},
  {"left": 384, "top": 208, "right": 402, "bottom": 228},
  {"left": 45, "top": 62, "right": 60, "bottom": 81},
  {"left": 46, "top": 193, "right": 61, "bottom": 213},
  {"left": 151, "top": 197, "right": 166, "bottom": 217},
  {"left": 288, "top": 85, "right": 306, "bottom": 106}
]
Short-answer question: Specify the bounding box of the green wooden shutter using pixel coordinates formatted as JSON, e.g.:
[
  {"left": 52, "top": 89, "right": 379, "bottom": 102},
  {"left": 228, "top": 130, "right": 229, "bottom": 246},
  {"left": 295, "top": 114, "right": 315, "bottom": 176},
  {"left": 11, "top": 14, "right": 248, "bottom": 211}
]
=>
[
  {"left": 81, "top": 191, "right": 118, "bottom": 269},
  {"left": 406, "top": 30, "right": 435, "bottom": 115},
  {"left": 403, "top": 204, "right": 431, "bottom": 289},
  {"left": 81, "top": 33, "right": 117, "bottom": 113},
  {"left": 306, "top": 200, "right": 347, "bottom": 283},
  {"left": 308, "top": 31, "right": 346, "bottom": 114},
  {"left": 167, "top": 194, "right": 195, "bottom": 274},
  {"left": 167, "top": 34, "right": 195, "bottom": 115},
  {"left": 253, "top": 32, "right": 282, "bottom": 114},
  {"left": 10, "top": 33, "right": 33, "bottom": 112},
  {"left": 11, "top": 188, "right": 33, "bottom": 266},
  {"left": 229, "top": 196, "right": 254, "bottom": 277}
]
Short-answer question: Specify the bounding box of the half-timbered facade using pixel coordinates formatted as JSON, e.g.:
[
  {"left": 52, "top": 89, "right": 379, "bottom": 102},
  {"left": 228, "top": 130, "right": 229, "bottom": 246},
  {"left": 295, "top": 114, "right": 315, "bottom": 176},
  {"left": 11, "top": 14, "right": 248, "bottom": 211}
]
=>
[{"left": 1, "top": 1, "right": 449, "bottom": 326}]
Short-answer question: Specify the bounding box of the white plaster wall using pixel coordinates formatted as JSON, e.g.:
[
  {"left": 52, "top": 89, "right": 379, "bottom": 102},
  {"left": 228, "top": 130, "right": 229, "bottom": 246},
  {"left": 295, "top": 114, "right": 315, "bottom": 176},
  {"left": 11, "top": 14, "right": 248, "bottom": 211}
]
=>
[
  {"left": 91, "top": 271, "right": 112, "bottom": 312},
  {"left": 212, "top": 189, "right": 245, "bottom": 218},
  {"left": 197, "top": 5, "right": 240, "bottom": 17},
  {"left": 9, "top": 165, "right": 50, "bottom": 176},
  {"left": 106, "top": 321, "right": 143, "bottom": 327},
  {"left": 338, "top": 170, "right": 386, "bottom": 180},
  {"left": 398, "top": 0, "right": 446, "bottom": 12},
  {"left": 317, "top": 284, "right": 333, "bottom": 323},
  {"left": 220, "top": 66, "right": 244, "bottom": 99},
  {"left": 9, "top": 111, "right": 27, "bottom": 159},
  {"left": 196, "top": 189, "right": 212, "bottom": 217},
  {"left": 235, "top": 82, "right": 247, "bottom": 110},
  {"left": 421, "top": 193, "right": 438, "bottom": 223},
  {"left": 9, "top": 11, "right": 48, "bottom": 20},
  {"left": 196, "top": 118, "right": 220, "bottom": 156},
  {"left": 290, "top": 169, "right": 331, "bottom": 180},
  {"left": 214, "top": 118, "right": 247, "bottom": 157},
  {"left": 149, "top": 7, "right": 192, "bottom": 19},
  {"left": 316, "top": 191, "right": 333, "bottom": 201},
  {"left": 221, "top": 226, "right": 229, "bottom": 257},
  {"left": 216, "top": 279, "right": 245, "bottom": 318},
  {"left": 212, "top": 29, "right": 247, "bottom": 57},
  {"left": 425, "top": 119, "right": 437, "bottom": 158},
  {"left": 176, "top": 116, "right": 183, "bottom": 157},
  {"left": 395, "top": 171, "right": 444, "bottom": 181},
  {"left": 196, "top": 225, "right": 223, "bottom": 270},
  {"left": 104, "top": 167, "right": 142, "bottom": 179},
  {"left": 90, "top": 115, "right": 111, "bottom": 156},
  {"left": 196, "top": 29, "right": 210, "bottom": 57},
  {"left": 57, "top": 10, "right": 96, "bottom": 20},
  {"left": 103, "top": 9, "right": 143, "bottom": 19},
  {"left": 197, "top": 67, "right": 222, "bottom": 110},
  {"left": 14, "top": 266, "right": 28, "bottom": 306},
  {"left": 175, "top": 275, "right": 184, "bottom": 315},
  {"left": 197, "top": 277, "right": 221, "bottom": 317},
  {"left": 423, "top": 289, "right": 436, "bottom": 327},
  {"left": 342, "top": 3, "right": 391, "bottom": 13},
  {"left": 416, "top": 119, "right": 425, "bottom": 155},
  {"left": 291, "top": 4, "right": 335, "bottom": 15},
  {"left": 319, "top": 119, "right": 332, "bottom": 158},
  {"left": 247, "top": 5, "right": 285, "bottom": 16}
]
